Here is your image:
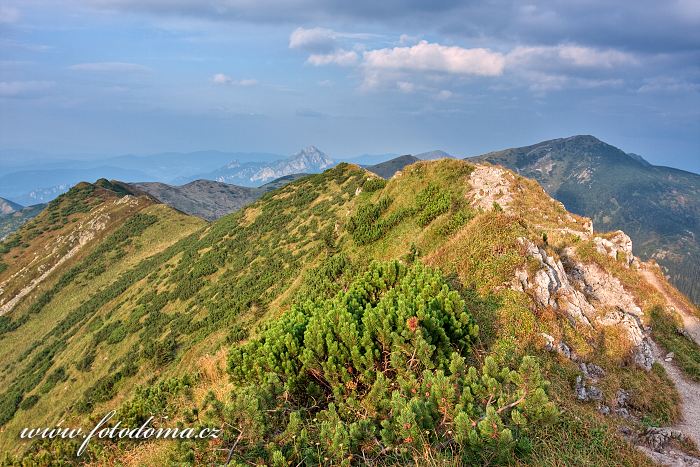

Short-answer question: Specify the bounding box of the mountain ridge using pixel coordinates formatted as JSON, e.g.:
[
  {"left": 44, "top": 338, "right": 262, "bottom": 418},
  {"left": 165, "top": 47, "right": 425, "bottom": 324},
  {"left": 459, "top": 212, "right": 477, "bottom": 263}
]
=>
[
  {"left": 469, "top": 135, "right": 700, "bottom": 305},
  {"left": 1, "top": 159, "right": 697, "bottom": 465},
  {"left": 130, "top": 174, "right": 308, "bottom": 221}
]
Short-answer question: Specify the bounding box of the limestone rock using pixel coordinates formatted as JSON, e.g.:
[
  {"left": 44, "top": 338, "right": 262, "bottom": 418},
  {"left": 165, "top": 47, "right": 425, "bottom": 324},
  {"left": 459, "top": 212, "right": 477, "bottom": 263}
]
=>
[
  {"left": 575, "top": 375, "right": 603, "bottom": 401},
  {"left": 643, "top": 427, "right": 687, "bottom": 452},
  {"left": 468, "top": 165, "right": 515, "bottom": 211},
  {"left": 593, "top": 230, "right": 635, "bottom": 267},
  {"left": 514, "top": 237, "right": 654, "bottom": 370},
  {"left": 514, "top": 239, "right": 594, "bottom": 327}
]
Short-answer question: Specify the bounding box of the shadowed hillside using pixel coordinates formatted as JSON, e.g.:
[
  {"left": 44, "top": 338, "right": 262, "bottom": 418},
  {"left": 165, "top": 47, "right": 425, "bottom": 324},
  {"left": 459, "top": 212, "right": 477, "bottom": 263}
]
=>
[{"left": 131, "top": 174, "right": 308, "bottom": 221}]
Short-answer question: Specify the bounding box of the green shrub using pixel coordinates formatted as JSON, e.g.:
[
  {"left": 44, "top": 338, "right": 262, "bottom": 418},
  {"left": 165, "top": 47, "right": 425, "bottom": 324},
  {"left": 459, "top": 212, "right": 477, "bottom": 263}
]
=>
[
  {"left": 347, "top": 198, "right": 414, "bottom": 245},
  {"left": 39, "top": 366, "right": 68, "bottom": 394},
  {"left": 226, "top": 261, "right": 556, "bottom": 465},
  {"left": 75, "top": 350, "right": 96, "bottom": 372},
  {"left": 118, "top": 376, "right": 193, "bottom": 426},
  {"left": 363, "top": 178, "right": 387, "bottom": 192},
  {"left": 439, "top": 209, "right": 475, "bottom": 236},
  {"left": 19, "top": 394, "right": 39, "bottom": 411},
  {"left": 415, "top": 183, "right": 450, "bottom": 226}
]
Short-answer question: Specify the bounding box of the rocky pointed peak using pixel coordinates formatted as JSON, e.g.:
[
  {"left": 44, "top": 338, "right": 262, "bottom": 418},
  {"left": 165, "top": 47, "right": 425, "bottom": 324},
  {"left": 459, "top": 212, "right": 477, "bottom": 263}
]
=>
[
  {"left": 0, "top": 197, "right": 23, "bottom": 215},
  {"left": 291, "top": 146, "right": 333, "bottom": 165}
]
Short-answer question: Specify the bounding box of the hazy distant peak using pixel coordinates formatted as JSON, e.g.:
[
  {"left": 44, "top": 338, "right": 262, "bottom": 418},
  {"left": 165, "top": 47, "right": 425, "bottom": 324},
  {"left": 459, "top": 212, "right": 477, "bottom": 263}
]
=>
[
  {"left": 415, "top": 150, "right": 452, "bottom": 160},
  {"left": 290, "top": 146, "right": 334, "bottom": 167},
  {"left": 0, "top": 197, "right": 23, "bottom": 215}
]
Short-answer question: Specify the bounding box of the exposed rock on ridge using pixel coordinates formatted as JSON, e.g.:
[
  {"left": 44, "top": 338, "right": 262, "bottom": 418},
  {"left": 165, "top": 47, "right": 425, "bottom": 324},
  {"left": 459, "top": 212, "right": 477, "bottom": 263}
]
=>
[{"left": 514, "top": 235, "right": 654, "bottom": 370}]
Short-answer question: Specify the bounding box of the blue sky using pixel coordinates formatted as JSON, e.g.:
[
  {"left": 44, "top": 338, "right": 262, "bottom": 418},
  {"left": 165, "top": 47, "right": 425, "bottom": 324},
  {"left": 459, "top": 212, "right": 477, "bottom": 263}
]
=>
[{"left": 0, "top": 0, "right": 699, "bottom": 172}]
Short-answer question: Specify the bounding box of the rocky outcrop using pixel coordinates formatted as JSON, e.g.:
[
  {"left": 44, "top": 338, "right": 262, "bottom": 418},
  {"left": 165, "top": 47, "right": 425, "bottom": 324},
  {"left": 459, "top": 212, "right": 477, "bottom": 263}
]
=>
[
  {"left": 565, "top": 257, "right": 654, "bottom": 369},
  {"left": 514, "top": 239, "right": 594, "bottom": 326},
  {"left": 593, "top": 231, "right": 635, "bottom": 267},
  {"left": 514, "top": 238, "right": 654, "bottom": 370},
  {"left": 642, "top": 427, "right": 689, "bottom": 451},
  {"left": 468, "top": 165, "right": 515, "bottom": 211}
]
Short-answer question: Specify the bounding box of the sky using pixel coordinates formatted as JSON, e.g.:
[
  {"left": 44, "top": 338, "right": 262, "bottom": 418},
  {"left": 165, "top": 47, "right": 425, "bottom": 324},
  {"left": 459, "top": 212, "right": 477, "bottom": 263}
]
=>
[{"left": 0, "top": 0, "right": 699, "bottom": 172}]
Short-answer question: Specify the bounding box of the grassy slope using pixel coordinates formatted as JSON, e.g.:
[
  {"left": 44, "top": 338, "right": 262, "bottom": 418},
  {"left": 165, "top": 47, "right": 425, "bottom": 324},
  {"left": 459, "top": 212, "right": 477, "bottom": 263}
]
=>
[
  {"left": 0, "top": 185, "right": 205, "bottom": 454},
  {"left": 1, "top": 159, "right": 692, "bottom": 465}
]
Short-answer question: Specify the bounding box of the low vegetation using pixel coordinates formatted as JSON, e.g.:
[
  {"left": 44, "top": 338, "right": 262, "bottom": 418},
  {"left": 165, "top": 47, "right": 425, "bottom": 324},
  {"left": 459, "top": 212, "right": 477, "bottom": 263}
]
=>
[
  {"left": 651, "top": 306, "right": 700, "bottom": 382},
  {"left": 0, "top": 158, "right": 692, "bottom": 466}
]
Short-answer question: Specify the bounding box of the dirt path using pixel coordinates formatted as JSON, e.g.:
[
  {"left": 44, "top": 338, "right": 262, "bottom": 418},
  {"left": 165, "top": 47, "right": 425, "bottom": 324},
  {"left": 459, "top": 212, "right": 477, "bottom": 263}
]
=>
[
  {"left": 651, "top": 341, "right": 700, "bottom": 449},
  {"left": 640, "top": 266, "right": 700, "bottom": 455},
  {"left": 641, "top": 267, "right": 700, "bottom": 344}
]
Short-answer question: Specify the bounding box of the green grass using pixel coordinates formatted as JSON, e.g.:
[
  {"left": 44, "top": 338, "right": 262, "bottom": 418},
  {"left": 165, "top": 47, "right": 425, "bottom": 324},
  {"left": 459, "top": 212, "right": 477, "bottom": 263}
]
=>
[
  {"left": 0, "top": 159, "right": 689, "bottom": 466},
  {"left": 651, "top": 306, "right": 700, "bottom": 382},
  {"left": 527, "top": 404, "right": 653, "bottom": 466}
]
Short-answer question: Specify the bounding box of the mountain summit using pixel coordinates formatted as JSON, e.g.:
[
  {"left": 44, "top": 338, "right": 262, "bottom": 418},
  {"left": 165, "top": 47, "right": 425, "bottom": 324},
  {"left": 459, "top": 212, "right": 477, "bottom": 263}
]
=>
[
  {"left": 192, "top": 146, "right": 334, "bottom": 186},
  {"left": 470, "top": 134, "right": 700, "bottom": 305},
  {"left": 0, "top": 198, "right": 22, "bottom": 216},
  {"left": 250, "top": 146, "right": 333, "bottom": 183}
]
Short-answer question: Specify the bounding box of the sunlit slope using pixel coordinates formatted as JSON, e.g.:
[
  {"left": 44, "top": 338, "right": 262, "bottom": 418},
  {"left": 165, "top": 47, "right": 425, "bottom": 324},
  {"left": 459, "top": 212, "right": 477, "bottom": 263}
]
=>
[
  {"left": 0, "top": 181, "right": 205, "bottom": 453},
  {"left": 0, "top": 160, "right": 695, "bottom": 466}
]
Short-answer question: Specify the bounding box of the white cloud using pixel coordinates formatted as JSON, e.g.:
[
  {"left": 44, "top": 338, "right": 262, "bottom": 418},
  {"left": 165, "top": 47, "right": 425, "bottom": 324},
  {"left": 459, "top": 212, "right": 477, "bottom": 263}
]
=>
[
  {"left": 289, "top": 27, "right": 338, "bottom": 53},
  {"left": 363, "top": 41, "right": 506, "bottom": 77},
  {"left": 507, "top": 45, "right": 638, "bottom": 69},
  {"left": 396, "top": 81, "right": 416, "bottom": 93},
  {"left": 0, "top": 80, "right": 54, "bottom": 97},
  {"left": 69, "top": 62, "right": 150, "bottom": 72},
  {"left": 520, "top": 71, "right": 624, "bottom": 92},
  {"left": 307, "top": 49, "right": 358, "bottom": 66},
  {"left": 291, "top": 30, "right": 640, "bottom": 95},
  {"left": 212, "top": 73, "right": 257, "bottom": 86}
]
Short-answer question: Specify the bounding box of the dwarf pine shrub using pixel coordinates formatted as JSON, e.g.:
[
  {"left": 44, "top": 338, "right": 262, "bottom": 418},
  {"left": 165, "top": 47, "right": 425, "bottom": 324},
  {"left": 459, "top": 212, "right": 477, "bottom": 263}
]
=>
[{"left": 226, "top": 261, "right": 556, "bottom": 465}]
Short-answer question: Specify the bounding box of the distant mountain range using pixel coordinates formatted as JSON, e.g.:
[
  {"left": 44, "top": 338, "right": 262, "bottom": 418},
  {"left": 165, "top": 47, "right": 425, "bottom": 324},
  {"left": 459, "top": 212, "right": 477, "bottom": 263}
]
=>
[
  {"left": 1, "top": 137, "right": 697, "bottom": 306},
  {"left": 187, "top": 146, "right": 334, "bottom": 186},
  {"left": 0, "top": 148, "right": 330, "bottom": 202},
  {"left": 0, "top": 147, "right": 447, "bottom": 204},
  {"left": 469, "top": 135, "right": 700, "bottom": 305},
  {"left": 0, "top": 151, "right": 285, "bottom": 204},
  {"left": 131, "top": 174, "right": 307, "bottom": 221},
  {"left": 0, "top": 198, "right": 45, "bottom": 240}
]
